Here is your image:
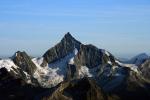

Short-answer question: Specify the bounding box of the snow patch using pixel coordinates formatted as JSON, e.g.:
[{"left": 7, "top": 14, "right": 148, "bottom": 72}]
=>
[
  {"left": 78, "top": 66, "right": 93, "bottom": 78},
  {"left": 105, "top": 51, "right": 110, "bottom": 56},
  {"left": 74, "top": 48, "right": 78, "bottom": 55},
  {"left": 69, "top": 48, "right": 78, "bottom": 65},
  {"left": 32, "top": 49, "right": 78, "bottom": 87},
  {"left": 102, "top": 49, "right": 110, "bottom": 56},
  {"left": 0, "top": 59, "right": 18, "bottom": 71},
  {"left": 115, "top": 60, "right": 139, "bottom": 73},
  {"left": 112, "top": 66, "right": 118, "bottom": 70},
  {"left": 108, "top": 61, "right": 112, "bottom": 65},
  {"left": 69, "top": 58, "right": 74, "bottom": 65}
]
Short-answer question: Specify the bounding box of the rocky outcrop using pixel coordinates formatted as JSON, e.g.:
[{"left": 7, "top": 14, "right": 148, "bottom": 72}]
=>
[
  {"left": 12, "top": 51, "right": 37, "bottom": 75},
  {"left": 42, "top": 32, "right": 81, "bottom": 66},
  {"left": 140, "top": 59, "right": 150, "bottom": 80}
]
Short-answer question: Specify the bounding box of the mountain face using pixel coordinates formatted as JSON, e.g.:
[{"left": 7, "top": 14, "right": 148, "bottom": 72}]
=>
[
  {"left": 74, "top": 44, "right": 116, "bottom": 68},
  {"left": 125, "top": 53, "right": 149, "bottom": 65},
  {"left": 42, "top": 32, "right": 81, "bottom": 66},
  {"left": 74, "top": 44, "right": 104, "bottom": 68},
  {"left": 0, "top": 32, "right": 150, "bottom": 100}
]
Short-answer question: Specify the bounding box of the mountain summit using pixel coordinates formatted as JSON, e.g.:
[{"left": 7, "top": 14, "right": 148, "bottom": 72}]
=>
[{"left": 42, "top": 32, "right": 81, "bottom": 66}]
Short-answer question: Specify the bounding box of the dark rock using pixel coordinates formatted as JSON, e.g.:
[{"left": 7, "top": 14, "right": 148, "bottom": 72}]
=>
[
  {"left": 74, "top": 44, "right": 116, "bottom": 68},
  {"left": 74, "top": 44, "right": 103, "bottom": 68},
  {"left": 42, "top": 32, "right": 81, "bottom": 66},
  {"left": 42, "top": 78, "right": 107, "bottom": 100},
  {"left": 0, "top": 68, "right": 48, "bottom": 100},
  {"left": 106, "top": 67, "right": 150, "bottom": 100},
  {"left": 12, "top": 51, "right": 37, "bottom": 75},
  {"left": 140, "top": 59, "right": 150, "bottom": 80},
  {"left": 66, "top": 64, "right": 78, "bottom": 80}
]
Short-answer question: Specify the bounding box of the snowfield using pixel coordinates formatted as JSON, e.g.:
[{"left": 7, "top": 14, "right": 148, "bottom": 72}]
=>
[{"left": 32, "top": 48, "right": 78, "bottom": 87}]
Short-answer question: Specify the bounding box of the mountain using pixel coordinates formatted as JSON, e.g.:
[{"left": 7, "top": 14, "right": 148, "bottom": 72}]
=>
[
  {"left": 0, "top": 32, "right": 150, "bottom": 100},
  {"left": 42, "top": 32, "right": 81, "bottom": 67},
  {"left": 125, "top": 53, "right": 149, "bottom": 65}
]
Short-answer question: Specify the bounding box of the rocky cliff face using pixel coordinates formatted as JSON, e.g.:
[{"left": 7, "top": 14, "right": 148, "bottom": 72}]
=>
[
  {"left": 140, "top": 59, "right": 150, "bottom": 80},
  {"left": 74, "top": 44, "right": 103, "bottom": 68},
  {"left": 42, "top": 32, "right": 81, "bottom": 66},
  {"left": 12, "top": 51, "right": 37, "bottom": 75},
  {"left": 74, "top": 44, "right": 116, "bottom": 69},
  {"left": 11, "top": 51, "right": 39, "bottom": 85}
]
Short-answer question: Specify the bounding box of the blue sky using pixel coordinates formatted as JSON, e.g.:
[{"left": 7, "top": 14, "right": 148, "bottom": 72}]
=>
[{"left": 0, "top": 0, "right": 150, "bottom": 58}]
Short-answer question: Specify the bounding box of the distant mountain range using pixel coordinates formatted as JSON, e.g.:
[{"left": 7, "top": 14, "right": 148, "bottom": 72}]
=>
[{"left": 0, "top": 32, "right": 150, "bottom": 100}]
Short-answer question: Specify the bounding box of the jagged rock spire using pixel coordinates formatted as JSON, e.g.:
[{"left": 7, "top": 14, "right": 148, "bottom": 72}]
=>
[
  {"left": 12, "top": 51, "right": 37, "bottom": 75},
  {"left": 42, "top": 32, "right": 81, "bottom": 65}
]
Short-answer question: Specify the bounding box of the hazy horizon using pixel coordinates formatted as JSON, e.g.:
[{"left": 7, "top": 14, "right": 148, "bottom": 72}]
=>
[{"left": 0, "top": 0, "right": 150, "bottom": 58}]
